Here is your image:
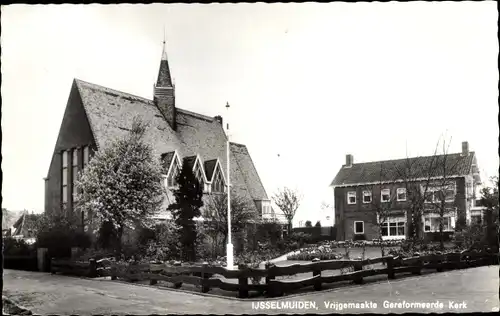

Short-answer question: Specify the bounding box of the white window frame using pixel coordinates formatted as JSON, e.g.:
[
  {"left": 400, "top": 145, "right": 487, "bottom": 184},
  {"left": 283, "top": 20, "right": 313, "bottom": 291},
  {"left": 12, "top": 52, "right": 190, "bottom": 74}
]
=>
[
  {"left": 381, "top": 219, "right": 406, "bottom": 239},
  {"left": 396, "top": 188, "right": 407, "bottom": 201},
  {"left": 354, "top": 221, "right": 364, "bottom": 234},
  {"left": 381, "top": 188, "right": 391, "bottom": 203},
  {"left": 422, "top": 183, "right": 456, "bottom": 204},
  {"left": 211, "top": 167, "right": 225, "bottom": 193},
  {"left": 362, "top": 190, "right": 372, "bottom": 203},
  {"left": 423, "top": 214, "right": 455, "bottom": 232},
  {"left": 347, "top": 191, "right": 357, "bottom": 205}
]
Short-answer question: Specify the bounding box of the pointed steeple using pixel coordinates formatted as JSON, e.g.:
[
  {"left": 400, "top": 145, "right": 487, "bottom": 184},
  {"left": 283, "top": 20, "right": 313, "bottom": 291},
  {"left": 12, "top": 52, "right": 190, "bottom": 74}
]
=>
[
  {"left": 154, "top": 32, "right": 176, "bottom": 130},
  {"left": 156, "top": 35, "right": 173, "bottom": 88}
]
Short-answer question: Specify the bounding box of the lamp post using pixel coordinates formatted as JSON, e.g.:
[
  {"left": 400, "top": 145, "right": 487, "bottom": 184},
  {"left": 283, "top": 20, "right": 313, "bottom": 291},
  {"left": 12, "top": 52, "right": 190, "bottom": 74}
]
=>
[{"left": 225, "top": 101, "right": 234, "bottom": 270}]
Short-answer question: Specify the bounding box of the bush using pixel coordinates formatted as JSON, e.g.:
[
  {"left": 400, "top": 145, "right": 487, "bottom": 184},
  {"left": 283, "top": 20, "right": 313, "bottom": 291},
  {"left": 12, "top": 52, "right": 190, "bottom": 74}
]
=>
[{"left": 3, "top": 238, "right": 35, "bottom": 256}]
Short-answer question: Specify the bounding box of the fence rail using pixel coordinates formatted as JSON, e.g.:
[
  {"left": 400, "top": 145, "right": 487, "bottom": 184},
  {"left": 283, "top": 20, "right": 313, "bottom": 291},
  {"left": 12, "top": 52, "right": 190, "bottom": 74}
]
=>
[
  {"left": 106, "top": 250, "right": 497, "bottom": 298},
  {"left": 51, "top": 258, "right": 112, "bottom": 278}
]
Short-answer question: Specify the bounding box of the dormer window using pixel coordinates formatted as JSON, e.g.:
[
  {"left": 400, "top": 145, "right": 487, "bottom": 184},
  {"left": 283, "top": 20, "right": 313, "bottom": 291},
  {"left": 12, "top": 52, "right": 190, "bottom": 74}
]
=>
[{"left": 211, "top": 167, "right": 225, "bottom": 193}]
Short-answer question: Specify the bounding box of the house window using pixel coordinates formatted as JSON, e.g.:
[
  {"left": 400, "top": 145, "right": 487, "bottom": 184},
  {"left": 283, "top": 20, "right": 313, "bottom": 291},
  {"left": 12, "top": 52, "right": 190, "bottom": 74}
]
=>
[
  {"left": 72, "top": 148, "right": 79, "bottom": 202},
  {"left": 211, "top": 168, "right": 225, "bottom": 193},
  {"left": 62, "top": 150, "right": 69, "bottom": 204},
  {"left": 83, "top": 146, "right": 90, "bottom": 167},
  {"left": 396, "top": 188, "right": 407, "bottom": 201},
  {"left": 363, "top": 191, "right": 372, "bottom": 203},
  {"left": 381, "top": 221, "right": 406, "bottom": 237},
  {"left": 354, "top": 221, "right": 364, "bottom": 234},
  {"left": 423, "top": 184, "right": 455, "bottom": 203},
  {"left": 381, "top": 189, "right": 391, "bottom": 203},
  {"left": 423, "top": 216, "right": 454, "bottom": 232},
  {"left": 167, "top": 158, "right": 180, "bottom": 188},
  {"left": 347, "top": 191, "right": 356, "bottom": 204}
]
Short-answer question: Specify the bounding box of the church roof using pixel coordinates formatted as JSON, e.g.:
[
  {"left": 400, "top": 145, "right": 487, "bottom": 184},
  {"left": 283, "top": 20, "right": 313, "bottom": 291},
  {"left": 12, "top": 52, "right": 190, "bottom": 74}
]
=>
[{"left": 73, "top": 78, "right": 269, "bottom": 212}]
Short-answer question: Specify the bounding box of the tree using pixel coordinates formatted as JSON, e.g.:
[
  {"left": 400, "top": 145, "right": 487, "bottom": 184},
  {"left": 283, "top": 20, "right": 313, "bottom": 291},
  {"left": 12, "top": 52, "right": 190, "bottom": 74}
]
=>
[
  {"left": 480, "top": 176, "right": 499, "bottom": 251},
  {"left": 204, "top": 191, "right": 257, "bottom": 256},
  {"left": 315, "top": 220, "right": 322, "bottom": 228},
  {"left": 272, "top": 187, "right": 301, "bottom": 235},
  {"left": 168, "top": 158, "right": 204, "bottom": 262},
  {"left": 394, "top": 139, "right": 447, "bottom": 249},
  {"left": 305, "top": 220, "right": 313, "bottom": 228},
  {"left": 75, "top": 118, "right": 165, "bottom": 256},
  {"left": 425, "top": 138, "right": 464, "bottom": 250},
  {"left": 364, "top": 163, "right": 398, "bottom": 257}
]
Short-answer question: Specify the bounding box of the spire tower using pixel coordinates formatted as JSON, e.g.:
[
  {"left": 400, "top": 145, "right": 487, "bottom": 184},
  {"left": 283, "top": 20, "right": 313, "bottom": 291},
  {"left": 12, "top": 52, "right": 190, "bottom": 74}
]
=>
[{"left": 154, "top": 31, "right": 176, "bottom": 130}]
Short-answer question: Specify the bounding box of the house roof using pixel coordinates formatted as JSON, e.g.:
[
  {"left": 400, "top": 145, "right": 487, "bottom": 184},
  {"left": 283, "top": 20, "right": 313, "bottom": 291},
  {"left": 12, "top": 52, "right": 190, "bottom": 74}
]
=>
[
  {"left": 330, "top": 152, "right": 476, "bottom": 187},
  {"left": 12, "top": 212, "right": 40, "bottom": 237},
  {"left": 73, "top": 78, "right": 268, "bottom": 214}
]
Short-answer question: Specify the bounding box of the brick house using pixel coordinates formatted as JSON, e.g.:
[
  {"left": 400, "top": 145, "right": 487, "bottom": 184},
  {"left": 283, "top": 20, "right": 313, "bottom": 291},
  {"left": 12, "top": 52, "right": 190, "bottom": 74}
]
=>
[
  {"left": 43, "top": 41, "right": 281, "bottom": 231},
  {"left": 330, "top": 142, "right": 482, "bottom": 241}
]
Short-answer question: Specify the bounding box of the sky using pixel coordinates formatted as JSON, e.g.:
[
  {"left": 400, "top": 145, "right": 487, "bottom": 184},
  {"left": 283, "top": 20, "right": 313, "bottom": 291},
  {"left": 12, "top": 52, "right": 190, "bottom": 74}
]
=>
[{"left": 1, "top": 3, "right": 498, "bottom": 227}]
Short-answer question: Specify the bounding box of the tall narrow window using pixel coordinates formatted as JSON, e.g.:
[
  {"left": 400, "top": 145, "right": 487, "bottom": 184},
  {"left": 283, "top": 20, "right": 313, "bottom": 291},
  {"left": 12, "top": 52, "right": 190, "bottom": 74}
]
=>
[
  {"left": 211, "top": 167, "right": 225, "bottom": 193},
  {"left": 83, "top": 146, "right": 89, "bottom": 168},
  {"left": 62, "top": 150, "right": 69, "bottom": 208},
  {"left": 194, "top": 163, "right": 204, "bottom": 187},
  {"left": 72, "top": 149, "right": 79, "bottom": 202},
  {"left": 167, "top": 158, "right": 180, "bottom": 188}
]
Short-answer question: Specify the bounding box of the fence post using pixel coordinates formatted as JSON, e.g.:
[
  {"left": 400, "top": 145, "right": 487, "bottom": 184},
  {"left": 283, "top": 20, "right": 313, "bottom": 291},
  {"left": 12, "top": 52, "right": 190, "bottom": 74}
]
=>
[
  {"left": 202, "top": 262, "right": 210, "bottom": 293},
  {"left": 111, "top": 264, "right": 117, "bottom": 280},
  {"left": 411, "top": 253, "right": 422, "bottom": 275},
  {"left": 386, "top": 256, "right": 395, "bottom": 279},
  {"left": 353, "top": 260, "right": 363, "bottom": 284},
  {"left": 150, "top": 263, "right": 158, "bottom": 285},
  {"left": 312, "top": 258, "right": 322, "bottom": 291},
  {"left": 265, "top": 262, "right": 277, "bottom": 297},
  {"left": 173, "top": 261, "right": 182, "bottom": 289},
  {"left": 89, "top": 259, "right": 97, "bottom": 278},
  {"left": 238, "top": 264, "right": 249, "bottom": 298}
]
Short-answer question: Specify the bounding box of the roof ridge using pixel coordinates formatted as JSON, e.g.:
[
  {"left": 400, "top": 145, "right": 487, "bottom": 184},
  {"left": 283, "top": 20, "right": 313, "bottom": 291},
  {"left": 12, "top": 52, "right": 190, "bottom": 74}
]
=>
[
  {"left": 176, "top": 108, "right": 216, "bottom": 123},
  {"left": 74, "top": 78, "right": 154, "bottom": 104},
  {"left": 353, "top": 151, "right": 474, "bottom": 166},
  {"left": 230, "top": 142, "right": 246, "bottom": 148}
]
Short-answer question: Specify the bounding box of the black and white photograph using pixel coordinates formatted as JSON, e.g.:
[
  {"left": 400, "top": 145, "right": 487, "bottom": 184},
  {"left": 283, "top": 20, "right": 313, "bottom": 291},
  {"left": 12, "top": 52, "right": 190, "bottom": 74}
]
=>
[{"left": 1, "top": 2, "right": 498, "bottom": 315}]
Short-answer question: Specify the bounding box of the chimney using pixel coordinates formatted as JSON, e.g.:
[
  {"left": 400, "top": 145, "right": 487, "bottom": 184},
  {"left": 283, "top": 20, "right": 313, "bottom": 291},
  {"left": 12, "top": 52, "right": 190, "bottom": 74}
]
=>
[
  {"left": 345, "top": 154, "right": 353, "bottom": 168},
  {"left": 462, "top": 141, "right": 469, "bottom": 156},
  {"left": 214, "top": 115, "right": 223, "bottom": 125}
]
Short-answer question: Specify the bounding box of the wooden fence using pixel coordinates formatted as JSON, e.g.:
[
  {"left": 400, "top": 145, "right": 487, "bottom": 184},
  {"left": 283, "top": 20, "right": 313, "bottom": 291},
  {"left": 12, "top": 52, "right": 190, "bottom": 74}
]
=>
[
  {"left": 108, "top": 250, "right": 498, "bottom": 298},
  {"left": 51, "top": 258, "right": 112, "bottom": 278}
]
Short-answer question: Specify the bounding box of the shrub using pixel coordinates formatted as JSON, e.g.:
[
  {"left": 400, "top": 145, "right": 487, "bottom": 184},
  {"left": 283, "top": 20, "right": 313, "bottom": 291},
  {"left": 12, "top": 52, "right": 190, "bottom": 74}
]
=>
[{"left": 3, "top": 238, "right": 35, "bottom": 256}]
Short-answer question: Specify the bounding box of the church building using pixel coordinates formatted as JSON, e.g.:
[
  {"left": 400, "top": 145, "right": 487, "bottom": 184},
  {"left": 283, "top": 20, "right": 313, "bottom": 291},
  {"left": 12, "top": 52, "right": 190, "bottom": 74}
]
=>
[{"left": 44, "top": 40, "right": 275, "bottom": 224}]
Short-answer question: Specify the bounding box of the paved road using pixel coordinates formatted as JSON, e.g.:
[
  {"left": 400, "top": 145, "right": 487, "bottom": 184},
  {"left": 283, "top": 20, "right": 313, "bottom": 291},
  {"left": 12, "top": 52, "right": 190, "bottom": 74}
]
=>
[{"left": 3, "top": 266, "right": 498, "bottom": 315}]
